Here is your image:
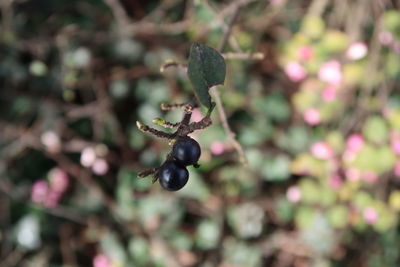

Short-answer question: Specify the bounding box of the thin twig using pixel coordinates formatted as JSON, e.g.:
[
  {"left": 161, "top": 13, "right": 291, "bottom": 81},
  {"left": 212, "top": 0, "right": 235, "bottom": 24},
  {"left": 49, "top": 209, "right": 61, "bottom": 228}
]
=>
[
  {"left": 223, "top": 52, "right": 265, "bottom": 60},
  {"left": 212, "top": 1, "right": 248, "bottom": 165},
  {"left": 210, "top": 86, "right": 247, "bottom": 165},
  {"left": 218, "top": 3, "right": 242, "bottom": 52},
  {"left": 102, "top": 0, "right": 131, "bottom": 29}
]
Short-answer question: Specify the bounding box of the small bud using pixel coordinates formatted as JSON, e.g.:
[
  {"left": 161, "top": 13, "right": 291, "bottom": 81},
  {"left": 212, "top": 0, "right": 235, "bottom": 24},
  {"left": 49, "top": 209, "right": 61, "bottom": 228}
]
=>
[
  {"left": 136, "top": 121, "right": 148, "bottom": 131},
  {"left": 160, "top": 59, "right": 177, "bottom": 73},
  {"left": 168, "top": 139, "right": 176, "bottom": 146},
  {"left": 152, "top": 118, "right": 166, "bottom": 125},
  {"left": 160, "top": 103, "right": 169, "bottom": 110}
]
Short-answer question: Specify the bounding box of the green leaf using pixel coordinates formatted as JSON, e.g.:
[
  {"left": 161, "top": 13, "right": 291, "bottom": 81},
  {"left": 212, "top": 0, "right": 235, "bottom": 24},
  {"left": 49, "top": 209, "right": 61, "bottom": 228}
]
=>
[
  {"left": 195, "top": 219, "right": 221, "bottom": 250},
  {"left": 327, "top": 205, "right": 349, "bottom": 228},
  {"left": 188, "top": 43, "right": 226, "bottom": 108},
  {"left": 362, "top": 116, "right": 388, "bottom": 144}
]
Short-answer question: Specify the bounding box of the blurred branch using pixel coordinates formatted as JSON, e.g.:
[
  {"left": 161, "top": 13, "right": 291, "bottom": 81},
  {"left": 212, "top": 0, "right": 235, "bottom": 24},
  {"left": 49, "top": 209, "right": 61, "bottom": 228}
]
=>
[
  {"left": 103, "top": 0, "right": 131, "bottom": 29},
  {"left": 0, "top": 0, "right": 13, "bottom": 34},
  {"left": 217, "top": 1, "right": 242, "bottom": 52},
  {"left": 210, "top": 86, "right": 247, "bottom": 165},
  {"left": 0, "top": 246, "right": 24, "bottom": 267},
  {"left": 307, "top": 0, "right": 329, "bottom": 16},
  {"left": 211, "top": 0, "right": 250, "bottom": 165},
  {"left": 222, "top": 52, "right": 265, "bottom": 60}
]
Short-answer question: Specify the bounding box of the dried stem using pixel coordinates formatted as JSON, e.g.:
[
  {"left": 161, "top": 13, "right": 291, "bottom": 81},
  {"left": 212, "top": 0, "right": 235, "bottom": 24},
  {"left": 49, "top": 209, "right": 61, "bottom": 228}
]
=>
[
  {"left": 136, "top": 121, "right": 176, "bottom": 139},
  {"left": 223, "top": 52, "right": 265, "bottom": 60},
  {"left": 138, "top": 167, "right": 159, "bottom": 178},
  {"left": 137, "top": 99, "right": 213, "bottom": 179},
  {"left": 210, "top": 86, "right": 247, "bottom": 165},
  {"left": 212, "top": 1, "right": 248, "bottom": 165}
]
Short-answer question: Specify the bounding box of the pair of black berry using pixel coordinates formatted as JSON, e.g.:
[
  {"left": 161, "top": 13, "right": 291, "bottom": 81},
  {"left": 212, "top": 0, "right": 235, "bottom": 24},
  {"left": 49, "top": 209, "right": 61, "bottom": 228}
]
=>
[{"left": 158, "top": 136, "right": 201, "bottom": 191}]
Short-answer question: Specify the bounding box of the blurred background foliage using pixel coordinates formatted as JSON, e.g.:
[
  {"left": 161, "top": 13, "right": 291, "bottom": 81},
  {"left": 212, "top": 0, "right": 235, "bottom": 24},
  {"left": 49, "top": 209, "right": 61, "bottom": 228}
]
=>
[{"left": 1, "top": 0, "right": 400, "bottom": 266}]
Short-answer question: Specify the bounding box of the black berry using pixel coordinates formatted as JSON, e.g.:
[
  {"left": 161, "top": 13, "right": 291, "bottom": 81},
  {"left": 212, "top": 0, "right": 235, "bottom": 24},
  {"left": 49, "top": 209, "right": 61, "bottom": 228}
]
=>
[
  {"left": 158, "top": 161, "right": 189, "bottom": 191},
  {"left": 172, "top": 136, "right": 201, "bottom": 166}
]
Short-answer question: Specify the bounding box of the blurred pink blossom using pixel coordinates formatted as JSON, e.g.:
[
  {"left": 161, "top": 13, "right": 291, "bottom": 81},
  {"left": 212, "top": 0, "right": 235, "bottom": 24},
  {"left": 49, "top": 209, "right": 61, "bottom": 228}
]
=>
[
  {"left": 310, "top": 141, "right": 334, "bottom": 159},
  {"left": 191, "top": 108, "right": 203, "bottom": 123},
  {"left": 362, "top": 171, "right": 378, "bottom": 184},
  {"left": 346, "top": 168, "right": 361, "bottom": 182},
  {"left": 298, "top": 46, "right": 313, "bottom": 61},
  {"left": 92, "top": 158, "right": 109, "bottom": 175},
  {"left": 395, "top": 162, "right": 400, "bottom": 177},
  {"left": 363, "top": 207, "right": 378, "bottom": 225},
  {"left": 346, "top": 134, "right": 364, "bottom": 152},
  {"left": 284, "top": 61, "right": 307, "bottom": 82},
  {"left": 329, "top": 174, "right": 343, "bottom": 190},
  {"left": 343, "top": 149, "right": 356, "bottom": 163},
  {"left": 391, "top": 139, "right": 400, "bottom": 155},
  {"left": 346, "top": 42, "right": 368, "bottom": 60},
  {"left": 322, "top": 84, "right": 337, "bottom": 102},
  {"left": 303, "top": 108, "right": 321, "bottom": 125},
  {"left": 286, "top": 186, "right": 301, "bottom": 203},
  {"left": 93, "top": 254, "right": 111, "bottom": 267},
  {"left": 81, "top": 147, "right": 97, "bottom": 167},
  {"left": 44, "top": 190, "right": 61, "bottom": 208},
  {"left": 379, "top": 31, "right": 394, "bottom": 45},
  {"left": 31, "top": 180, "right": 50, "bottom": 204},
  {"left": 40, "top": 131, "right": 61, "bottom": 153},
  {"left": 210, "top": 141, "right": 225, "bottom": 155},
  {"left": 392, "top": 41, "right": 400, "bottom": 54},
  {"left": 48, "top": 168, "right": 69, "bottom": 193},
  {"left": 318, "top": 60, "right": 342, "bottom": 85}
]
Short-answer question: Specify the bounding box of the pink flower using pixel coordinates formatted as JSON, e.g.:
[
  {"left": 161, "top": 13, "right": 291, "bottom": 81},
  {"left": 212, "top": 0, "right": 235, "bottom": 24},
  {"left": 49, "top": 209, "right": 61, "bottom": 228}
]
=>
[
  {"left": 48, "top": 168, "right": 69, "bottom": 193},
  {"left": 210, "top": 141, "right": 225, "bottom": 155},
  {"left": 329, "top": 174, "right": 343, "bottom": 190},
  {"left": 44, "top": 190, "right": 61, "bottom": 208},
  {"left": 346, "top": 168, "right": 361, "bottom": 182},
  {"left": 284, "top": 62, "right": 307, "bottom": 82},
  {"left": 379, "top": 31, "right": 394, "bottom": 46},
  {"left": 391, "top": 139, "right": 400, "bottom": 155},
  {"left": 346, "top": 42, "right": 368, "bottom": 60},
  {"left": 318, "top": 60, "right": 342, "bottom": 85},
  {"left": 93, "top": 254, "right": 111, "bottom": 267},
  {"left": 92, "top": 158, "right": 109, "bottom": 175},
  {"left": 31, "top": 180, "right": 50, "bottom": 204},
  {"left": 81, "top": 147, "right": 97, "bottom": 167},
  {"left": 346, "top": 134, "right": 364, "bottom": 152},
  {"left": 363, "top": 207, "right": 378, "bottom": 225},
  {"left": 298, "top": 46, "right": 313, "bottom": 61},
  {"left": 392, "top": 41, "right": 400, "bottom": 54},
  {"left": 310, "top": 141, "right": 334, "bottom": 159},
  {"left": 395, "top": 162, "right": 400, "bottom": 177},
  {"left": 362, "top": 171, "right": 378, "bottom": 184},
  {"left": 303, "top": 108, "right": 321, "bottom": 125},
  {"left": 322, "top": 84, "right": 337, "bottom": 102},
  {"left": 40, "top": 131, "right": 61, "bottom": 153},
  {"left": 286, "top": 186, "right": 301, "bottom": 203}
]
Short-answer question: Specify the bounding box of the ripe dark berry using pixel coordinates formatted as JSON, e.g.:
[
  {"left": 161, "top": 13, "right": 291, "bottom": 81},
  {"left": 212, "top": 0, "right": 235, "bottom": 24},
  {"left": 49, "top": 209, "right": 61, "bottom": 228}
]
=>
[
  {"left": 172, "top": 136, "right": 201, "bottom": 166},
  {"left": 158, "top": 161, "right": 189, "bottom": 191}
]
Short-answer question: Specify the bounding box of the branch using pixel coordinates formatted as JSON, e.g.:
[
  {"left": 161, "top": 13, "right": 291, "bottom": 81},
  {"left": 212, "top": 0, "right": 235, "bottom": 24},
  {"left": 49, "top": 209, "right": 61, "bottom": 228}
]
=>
[
  {"left": 210, "top": 86, "right": 247, "bottom": 165},
  {"left": 223, "top": 52, "right": 265, "bottom": 60},
  {"left": 211, "top": 1, "right": 249, "bottom": 165}
]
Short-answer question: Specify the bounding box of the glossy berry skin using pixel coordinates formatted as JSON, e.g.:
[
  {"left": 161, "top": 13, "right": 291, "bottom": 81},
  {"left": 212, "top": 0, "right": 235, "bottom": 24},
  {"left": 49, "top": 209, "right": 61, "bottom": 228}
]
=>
[
  {"left": 172, "top": 136, "right": 201, "bottom": 166},
  {"left": 158, "top": 161, "right": 189, "bottom": 191}
]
